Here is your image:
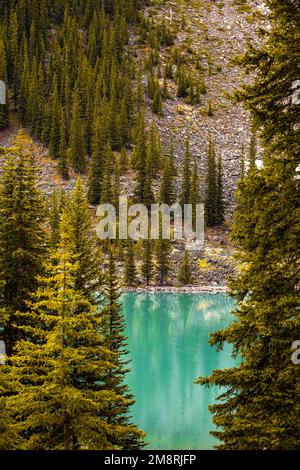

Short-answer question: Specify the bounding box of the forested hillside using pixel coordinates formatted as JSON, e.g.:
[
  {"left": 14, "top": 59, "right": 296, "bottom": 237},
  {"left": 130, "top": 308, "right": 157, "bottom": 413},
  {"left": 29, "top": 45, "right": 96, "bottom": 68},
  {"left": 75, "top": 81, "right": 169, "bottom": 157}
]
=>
[{"left": 0, "top": 0, "right": 269, "bottom": 288}]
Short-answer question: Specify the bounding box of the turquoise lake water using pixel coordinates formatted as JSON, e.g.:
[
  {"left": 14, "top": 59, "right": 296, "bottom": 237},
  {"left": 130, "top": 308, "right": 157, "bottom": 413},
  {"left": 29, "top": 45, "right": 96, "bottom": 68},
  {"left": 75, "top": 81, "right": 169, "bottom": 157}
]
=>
[{"left": 121, "top": 292, "right": 237, "bottom": 450}]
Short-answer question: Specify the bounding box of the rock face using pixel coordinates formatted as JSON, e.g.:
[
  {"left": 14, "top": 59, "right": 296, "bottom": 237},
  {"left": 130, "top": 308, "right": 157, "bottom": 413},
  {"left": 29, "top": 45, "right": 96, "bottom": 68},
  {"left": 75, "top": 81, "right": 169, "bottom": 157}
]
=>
[{"left": 139, "top": 0, "right": 267, "bottom": 216}]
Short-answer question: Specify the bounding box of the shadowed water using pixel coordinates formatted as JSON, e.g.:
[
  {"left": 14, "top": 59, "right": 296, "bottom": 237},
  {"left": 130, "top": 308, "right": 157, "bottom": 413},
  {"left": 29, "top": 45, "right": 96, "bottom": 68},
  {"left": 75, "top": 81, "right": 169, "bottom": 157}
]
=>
[{"left": 121, "top": 292, "right": 237, "bottom": 450}]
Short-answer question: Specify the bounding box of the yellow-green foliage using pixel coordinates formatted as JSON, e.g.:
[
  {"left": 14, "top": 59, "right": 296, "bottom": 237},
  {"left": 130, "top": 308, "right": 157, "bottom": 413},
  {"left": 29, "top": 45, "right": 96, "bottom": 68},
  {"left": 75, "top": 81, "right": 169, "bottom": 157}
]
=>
[{"left": 198, "top": 259, "right": 214, "bottom": 272}]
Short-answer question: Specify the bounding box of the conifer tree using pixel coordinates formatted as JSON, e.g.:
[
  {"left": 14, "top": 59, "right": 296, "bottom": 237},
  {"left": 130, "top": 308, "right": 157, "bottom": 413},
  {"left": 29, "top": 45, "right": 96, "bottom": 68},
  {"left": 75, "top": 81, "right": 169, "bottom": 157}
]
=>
[
  {"left": 0, "top": 143, "right": 46, "bottom": 356},
  {"left": 60, "top": 177, "right": 103, "bottom": 300},
  {"left": 58, "top": 108, "right": 69, "bottom": 180},
  {"left": 49, "top": 76, "right": 61, "bottom": 159},
  {"left": 133, "top": 119, "right": 154, "bottom": 208},
  {"left": 102, "top": 247, "right": 145, "bottom": 449},
  {"left": 216, "top": 154, "right": 225, "bottom": 225},
  {"left": 178, "top": 250, "right": 193, "bottom": 285},
  {"left": 69, "top": 87, "right": 86, "bottom": 173},
  {"left": 100, "top": 141, "right": 114, "bottom": 205},
  {"left": 0, "top": 367, "right": 18, "bottom": 449},
  {"left": 147, "top": 123, "right": 163, "bottom": 177},
  {"left": 180, "top": 138, "right": 191, "bottom": 206},
  {"left": 141, "top": 239, "right": 153, "bottom": 287},
  {"left": 87, "top": 116, "right": 106, "bottom": 205},
  {"left": 189, "top": 156, "right": 201, "bottom": 229},
  {"left": 113, "top": 153, "right": 120, "bottom": 210},
  {"left": 7, "top": 246, "right": 136, "bottom": 450},
  {"left": 155, "top": 218, "right": 171, "bottom": 286},
  {"left": 205, "top": 135, "right": 217, "bottom": 226},
  {"left": 119, "top": 146, "right": 128, "bottom": 173},
  {"left": 198, "top": 0, "right": 300, "bottom": 449},
  {"left": 160, "top": 156, "right": 175, "bottom": 206},
  {"left": 124, "top": 240, "right": 137, "bottom": 286}
]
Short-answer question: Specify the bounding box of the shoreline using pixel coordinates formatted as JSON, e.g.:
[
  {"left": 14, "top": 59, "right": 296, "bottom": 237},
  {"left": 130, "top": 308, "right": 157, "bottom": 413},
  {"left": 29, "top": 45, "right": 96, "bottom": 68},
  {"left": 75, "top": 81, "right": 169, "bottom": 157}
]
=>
[{"left": 122, "top": 285, "right": 228, "bottom": 294}]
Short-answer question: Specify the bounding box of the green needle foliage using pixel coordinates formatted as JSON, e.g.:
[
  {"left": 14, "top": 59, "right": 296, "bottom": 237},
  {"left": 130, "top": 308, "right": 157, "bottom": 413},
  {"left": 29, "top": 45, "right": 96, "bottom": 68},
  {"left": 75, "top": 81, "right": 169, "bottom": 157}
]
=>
[
  {"left": 178, "top": 251, "right": 193, "bottom": 285},
  {"left": 124, "top": 240, "right": 137, "bottom": 287},
  {"left": 155, "top": 217, "right": 171, "bottom": 286},
  {"left": 7, "top": 246, "right": 130, "bottom": 450},
  {"left": 141, "top": 239, "right": 154, "bottom": 286},
  {"left": 60, "top": 177, "right": 103, "bottom": 300},
  {"left": 179, "top": 138, "right": 191, "bottom": 207},
  {"left": 197, "top": 0, "right": 300, "bottom": 450},
  {"left": 205, "top": 135, "right": 224, "bottom": 226},
  {"left": 0, "top": 142, "right": 46, "bottom": 356},
  {"left": 102, "top": 247, "right": 145, "bottom": 449}
]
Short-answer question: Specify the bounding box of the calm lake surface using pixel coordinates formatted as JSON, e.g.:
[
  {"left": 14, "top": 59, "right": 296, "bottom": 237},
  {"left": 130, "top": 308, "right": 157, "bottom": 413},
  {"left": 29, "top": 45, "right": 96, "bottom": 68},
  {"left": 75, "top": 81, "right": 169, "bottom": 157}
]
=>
[{"left": 121, "top": 292, "right": 237, "bottom": 450}]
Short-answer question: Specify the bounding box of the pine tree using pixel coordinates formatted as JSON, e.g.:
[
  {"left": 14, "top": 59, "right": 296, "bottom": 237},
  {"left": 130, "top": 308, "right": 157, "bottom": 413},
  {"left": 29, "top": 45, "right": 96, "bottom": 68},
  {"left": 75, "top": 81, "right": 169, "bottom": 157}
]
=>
[
  {"left": 124, "top": 240, "right": 137, "bottom": 286},
  {"left": 216, "top": 154, "right": 225, "bottom": 225},
  {"left": 178, "top": 250, "right": 193, "bottom": 285},
  {"left": 141, "top": 239, "right": 153, "bottom": 286},
  {"left": 133, "top": 119, "right": 154, "bottom": 207},
  {"left": 69, "top": 86, "right": 86, "bottom": 173},
  {"left": 0, "top": 366, "right": 18, "bottom": 449},
  {"left": 159, "top": 156, "right": 175, "bottom": 206},
  {"left": 147, "top": 123, "right": 163, "bottom": 177},
  {"left": 7, "top": 246, "right": 135, "bottom": 450},
  {"left": 113, "top": 153, "right": 120, "bottom": 210},
  {"left": 189, "top": 156, "right": 201, "bottom": 229},
  {"left": 119, "top": 146, "right": 128, "bottom": 173},
  {"left": 87, "top": 116, "right": 106, "bottom": 205},
  {"left": 102, "top": 247, "right": 145, "bottom": 449},
  {"left": 58, "top": 108, "right": 69, "bottom": 179},
  {"left": 205, "top": 135, "right": 217, "bottom": 226},
  {"left": 198, "top": 0, "right": 300, "bottom": 450},
  {"left": 180, "top": 138, "right": 191, "bottom": 206},
  {"left": 49, "top": 76, "right": 61, "bottom": 159},
  {"left": 0, "top": 143, "right": 46, "bottom": 356},
  {"left": 155, "top": 217, "right": 171, "bottom": 286},
  {"left": 60, "top": 177, "right": 103, "bottom": 300},
  {"left": 100, "top": 141, "right": 114, "bottom": 205}
]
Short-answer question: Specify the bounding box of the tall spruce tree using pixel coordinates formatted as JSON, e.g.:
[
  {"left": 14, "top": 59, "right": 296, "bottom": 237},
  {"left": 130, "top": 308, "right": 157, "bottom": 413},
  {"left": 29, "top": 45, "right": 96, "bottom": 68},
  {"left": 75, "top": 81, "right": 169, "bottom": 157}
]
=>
[
  {"left": 87, "top": 115, "right": 107, "bottom": 205},
  {"left": 141, "top": 239, "right": 154, "bottom": 286},
  {"left": 102, "top": 247, "right": 145, "bottom": 449},
  {"left": 216, "top": 154, "right": 225, "bottom": 225},
  {"left": 160, "top": 156, "right": 175, "bottom": 206},
  {"left": 69, "top": 86, "right": 86, "bottom": 173},
  {"left": 205, "top": 135, "right": 218, "bottom": 226},
  {"left": 155, "top": 217, "right": 171, "bottom": 286},
  {"left": 60, "top": 177, "right": 103, "bottom": 300},
  {"left": 124, "top": 240, "right": 137, "bottom": 286},
  {"left": 178, "top": 250, "right": 193, "bottom": 285},
  {"left": 133, "top": 120, "right": 154, "bottom": 208},
  {"left": 189, "top": 155, "right": 201, "bottom": 229},
  {"left": 7, "top": 246, "right": 140, "bottom": 450},
  {"left": 197, "top": 0, "right": 300, "bottom": 450},
  {"left": 0, "top": 143, "right": 46, "bottom": 356},
  {"left": 58, "top": 108, "right": 69, "bottom": 179},
  {"left": 179, "top": 138, "right": 191, "bottom": 207}
]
